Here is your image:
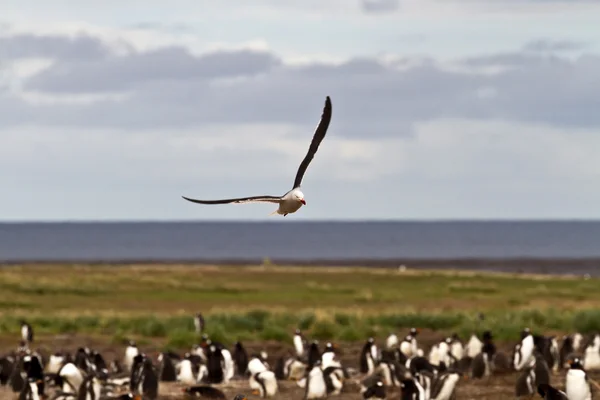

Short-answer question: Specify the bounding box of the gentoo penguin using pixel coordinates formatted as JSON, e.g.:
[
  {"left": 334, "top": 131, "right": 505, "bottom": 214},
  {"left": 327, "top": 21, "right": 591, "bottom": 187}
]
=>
[
  {"left": 560, "top": 334, "right": 577, "bottom": 369},
  {"left": 294, "top": 329, "right": 307, "bottom": 357},
  {"left": 465, "top": 333, "right": 483, "bottom": 358},
  {"left": 360, "top": 337, "right": 378, "bottom": 374},
  {"left": 582, "top": 333, "right": 600, "bottom": 371},
  {"left": 194, "top": 313, "right": 205, "bottom": 335},
  {"left": 513, "top": 328, "right": 535, "bottom": 371},
  {"left": 303, "top": 361, "right": 328, "bottom": 399},
  {"left": 400, "top": 376, "right": 426, "bottom": 400},
  {"left": 448, "top": 333, "right": 464, "bottom": 361},
  {"left": 206, "top": 345, "right": 225, "bottom": 384},
  {"left": 514, "top": 363, "right": 536, "bottom": 397},
  {"left": 20, "top": 320, "right": 33, "bottom": 343},
  {"left": 386, "top": 333, "right": 399, "bottom": 350},
  {"left": 430, "top": 371, "right": 461, "bottom": 400},
  {"left": 363, "top": 380, "right": 386, "bottom": 400},
  {"left": 471, "top": 338, "right": 495, "bottom": 379},
  {"left": 178, "top": 353, "right": 199, "bottom": 384},
  {"left": 124, "top": 340, "right": 139, "bottom": 372},
  {"left": 233, "top": 341, "right": 249, "bottom": 376},
  {"left": 157, "top": 352, "right": 178, "bottom": 382},
  {"left": 182, "top": 385, "right": 226, "bottom": 399},
  {"left": 537, "top": 383, "right": 569, "bottom": 400},
  {"left": 78, "top": 374, "right": 104, "bottom": 400},
  {"left": 250, "top": 369, "right": 278, "bottom": 398},
  {"left": 307, "top": 341, "right": 320, "bottom": 370},
  {"left": 565, "top": 357, "right": 592, "bottom": 400},
  {"left": 221, "top": 347, "right": 235, "bottom": 383},
  {"left": 22, "top": 354, "right": 45, "bottom": 399},
  {"left": 55, "top": 362, "right": 85, "bottom": 395}
]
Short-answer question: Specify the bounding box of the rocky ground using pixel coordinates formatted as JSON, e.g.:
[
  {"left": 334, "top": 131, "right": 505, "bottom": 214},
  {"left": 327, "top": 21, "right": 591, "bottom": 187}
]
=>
[{"left": 0, "top": 331, "right": 598, "bottom": 400}]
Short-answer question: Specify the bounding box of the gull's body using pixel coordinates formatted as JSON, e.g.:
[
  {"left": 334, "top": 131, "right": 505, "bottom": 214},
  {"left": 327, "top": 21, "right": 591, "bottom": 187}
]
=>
[{"left": 182, "top": 96, "right": 332, "bottom": 216}]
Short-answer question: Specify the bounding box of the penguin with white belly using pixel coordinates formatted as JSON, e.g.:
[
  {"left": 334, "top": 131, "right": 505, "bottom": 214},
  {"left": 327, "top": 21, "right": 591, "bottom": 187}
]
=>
[
  {"left": 303, "top": 361, "right": 328, "bottom": 399},
  {"left": 513, "top": 328, "right": 535, "bottom": 371},
  {"left": 582, "top": 333, "right": 600, "bottom": 371},
  {"left": 430, "top": 370, "right": 462, "bottom": 400},
  {"left": 565, "top": 357, "right": 592, "bottom": 400},
  {"left": 294, "top": 329, "right": 307, "bottom": 358},
  {"left": 360, "top": 338, "right": 378, "bottom": 374},
  {"left": 123, "top": 341, "right": 139, "bottom": 372}
]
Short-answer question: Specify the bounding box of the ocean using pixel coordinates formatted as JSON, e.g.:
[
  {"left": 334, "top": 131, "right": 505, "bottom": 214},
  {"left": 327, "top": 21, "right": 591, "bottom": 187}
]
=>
[{"left": 0, "top": 221, "right": 599, "bottom": 275}]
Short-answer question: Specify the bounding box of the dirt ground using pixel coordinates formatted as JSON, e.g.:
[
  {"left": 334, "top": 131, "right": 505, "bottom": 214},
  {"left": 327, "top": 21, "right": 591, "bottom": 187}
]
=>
[{"left": 1, "top": 331, "right": 598, "bottom": 400}]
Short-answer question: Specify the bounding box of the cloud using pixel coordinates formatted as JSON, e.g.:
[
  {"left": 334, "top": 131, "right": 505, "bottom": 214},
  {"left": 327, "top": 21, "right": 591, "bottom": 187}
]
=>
[
  {"left": 25, "top": 47, "right": 281, "bottom": 93},
  {"left": 0, "top": 33, "right": 110, "bottom": 60},
  {"left": 361, "top": 0, "right": 400, "bottom": 12},
  {"left": 523, "top": 39, "right": 587, "bottom": 52},
  {"left": 0, "top": 32, "right": 598, "bottom": 142}
]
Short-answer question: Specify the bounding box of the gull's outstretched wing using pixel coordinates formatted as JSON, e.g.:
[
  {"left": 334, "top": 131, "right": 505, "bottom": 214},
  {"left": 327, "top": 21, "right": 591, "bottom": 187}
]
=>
[
  {"left": 181, "top": 195, "right": 282, "bottom": 205},
  {"left": 292, "top": 96, "right": 332, "bottom": 189}
]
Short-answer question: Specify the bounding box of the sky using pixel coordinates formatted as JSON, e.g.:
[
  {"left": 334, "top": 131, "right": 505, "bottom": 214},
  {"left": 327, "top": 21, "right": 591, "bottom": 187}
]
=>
[{"left": 1, "top": 0, "right": 600, "bottom": 221}]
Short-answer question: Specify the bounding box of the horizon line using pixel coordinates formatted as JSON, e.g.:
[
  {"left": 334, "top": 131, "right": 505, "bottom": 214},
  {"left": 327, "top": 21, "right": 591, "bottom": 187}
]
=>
[{"left": 1, "top": 218, "right": 600, "bottom": 224}]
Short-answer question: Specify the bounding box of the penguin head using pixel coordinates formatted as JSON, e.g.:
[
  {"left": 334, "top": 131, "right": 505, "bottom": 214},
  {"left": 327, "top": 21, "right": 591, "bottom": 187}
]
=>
[
  {"left": 367, "top": 337, "right": 375, "bottom": 344},
  {"left": 482, "top": 330, "right": 493, "bottom": 341},
  {"left": 410, "top": 327, "right": 419, "bottom": 336},
  {"left": 520, "top": 328, "right": 531, "bottom": 339},
  {"left": 295, "top": 329, "right": 301, "bottom": 335},
  {"left": 128, "top": 340, "right": 136, "bottom": 347},
  {"left": 568, "top": 357, "right": 584, "bottom": 370}
]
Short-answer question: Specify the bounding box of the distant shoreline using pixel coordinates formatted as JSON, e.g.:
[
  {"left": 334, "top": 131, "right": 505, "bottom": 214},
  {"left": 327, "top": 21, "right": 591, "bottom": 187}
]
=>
[{"left": 1, "top": 257, "right": 598, "bottom": 276}]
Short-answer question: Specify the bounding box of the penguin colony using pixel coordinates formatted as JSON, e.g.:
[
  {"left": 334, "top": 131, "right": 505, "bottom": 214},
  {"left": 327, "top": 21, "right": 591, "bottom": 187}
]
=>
[{"left": 3, "top": 319, "right": 600, "bottom": 399}]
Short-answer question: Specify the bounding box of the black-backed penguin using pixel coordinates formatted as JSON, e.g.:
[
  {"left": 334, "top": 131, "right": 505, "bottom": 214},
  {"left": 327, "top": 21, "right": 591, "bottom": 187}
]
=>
[
  {"left": 565, "top": 357, "right": 592, "bottom": 400},
  {"left": 515, "top": 365, "right": 536, "bottom": 398},
  {"left": 471, "top": 339, "right": 495, "bottom": 379},
  {"left": 307, "top": 341, "right": 320, "bottom": 370},
  {"left": 400, "top": 376, "right": 426, "bottom": 400},
  {"left": 363, "top": 379, "right": 386, "bottom": 400},
  {"left": 22, "top": 354, "right": 44, "bottom": 400},
  {"left": 134, "top": 355, "right": 159, "bottom": 400},
  {"left": 430, "top": 370, "right": 461, "bottom": 400},
  {"left": 20, "top": 320, "right": 34, "bottom": 343},
  {"left": 0, "top": 354, "right": 16, "bottom": 385},
  {"left": 233, "top": 341, "right": 249, "bottom": 376},
  {"left": 194, "top": 313, "right": 205, "bottom": 335},
  {"left": 537, "top": 383, "right": 569, "bottom": 400},
  {"left": 293, "top": 329, "right": 307, "bottom": 358},
  {"left": 77, "top": 373, "right": 104, "bottom": 400},
  {"left": 206, "top": 345, "right": 225, "bottom": 384},
  {"left": 534, "top": 335, "right": 560, "bottom": 373},
  {"left": 406, "top": 356, "right": 436, "bottom": 377},
  {"left": 360, "top": 338, "right": 378, "bottom": 374},
  {"left": 157, "top": 352, "right": 178, "bottom": 382},
  {"left": 583, "top": 333, "right": 600, "bottom": 371},
  {"left": 124, "top": 340, "right": 139, "bottom": 372},
  {"left": 182, "top": 385, "right": 226, "bottom": 399},
  {"left": 513, "top": 328, "right": 535, "bottom": 371}
]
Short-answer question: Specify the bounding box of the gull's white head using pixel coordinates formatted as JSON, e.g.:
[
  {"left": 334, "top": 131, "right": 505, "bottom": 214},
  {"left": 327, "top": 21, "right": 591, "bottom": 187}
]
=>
[{"left": 294, "top": 190, "right": 306, "bottom": 205}]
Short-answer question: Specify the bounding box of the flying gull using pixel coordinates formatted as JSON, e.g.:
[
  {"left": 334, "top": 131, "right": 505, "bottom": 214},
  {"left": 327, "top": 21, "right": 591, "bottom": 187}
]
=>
[{"left": 182, "top": 96, "right": 332, "bottom": 216}]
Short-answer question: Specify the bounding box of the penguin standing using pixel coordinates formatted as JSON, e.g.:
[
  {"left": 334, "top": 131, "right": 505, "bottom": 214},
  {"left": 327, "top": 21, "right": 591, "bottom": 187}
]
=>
[
  {"left": 221, "top": 348, "right": 235, "bottom": 383},
  {"left": 233, "top": 341, "right": 249, "bottom": 376},
  {"left": 157, "top": 352, "right": 178, "bottom": 382},
  {"left": 206, "top": 345, "right": 225, "bottom": 384},
  {"left": 448, "top": 333, "right": 464, "bottom": 361},
  {"left": 124, "top": 341, "right": 139, "bottom": 372},
  {"left": 303, "top": 361, "right": 327, "bottom": 399},
  {"left": 194, "top": 313, "right": 205, "bottom": 335},
  {"left": 565, "top": 358, "right": 592, "bottom": 400},
  {"left": 400, "top": 376, "right": 426, "bottom": 400},
  {"left": 430, "top": 371, "right": 461, "bottom": 400},
  {"left": 583, "top": 333, "right": 600, "bottom": 371},
  {"left": 293, "top": 329, "right": 307, "bottom": 358},
  {"left": 360, "top": 338, "right": 378, "bottom": 374},
  {"left": 307, "top": 341, "right": 320, "bottom": 370},
  {"left": 513, "top": 328, "right": 535, "bottom": 371},
  {"left": 386, "top": 333, "right": 399, "bottom": 350},
  {"left": 20, "top": 321, "right": 33, "bottom": 344},
  {"left": 465, "top": 334, "right": 483, "bottom": 358}
]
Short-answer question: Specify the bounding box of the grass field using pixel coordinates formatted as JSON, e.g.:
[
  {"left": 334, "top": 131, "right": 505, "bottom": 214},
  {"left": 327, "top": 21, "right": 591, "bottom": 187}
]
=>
[{"left": 1, "top": 264, "right": 599, "bottom": 350}]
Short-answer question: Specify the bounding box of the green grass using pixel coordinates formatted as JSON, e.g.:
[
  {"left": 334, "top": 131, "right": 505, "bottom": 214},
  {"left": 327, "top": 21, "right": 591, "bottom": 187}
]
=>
[{"left": 0, "top": 264, "right": 599, "bottom": 348}]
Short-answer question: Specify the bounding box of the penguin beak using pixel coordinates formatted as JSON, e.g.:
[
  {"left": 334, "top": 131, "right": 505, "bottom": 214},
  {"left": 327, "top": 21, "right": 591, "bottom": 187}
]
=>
[{"left": 300, "top": 199, "right": 306, "bottom": 205}]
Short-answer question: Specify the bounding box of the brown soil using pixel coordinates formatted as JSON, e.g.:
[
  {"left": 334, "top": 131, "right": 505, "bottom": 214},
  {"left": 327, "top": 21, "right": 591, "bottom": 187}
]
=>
[{"left": 1, "top": 331, "right": 598, "bottom": 400}]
